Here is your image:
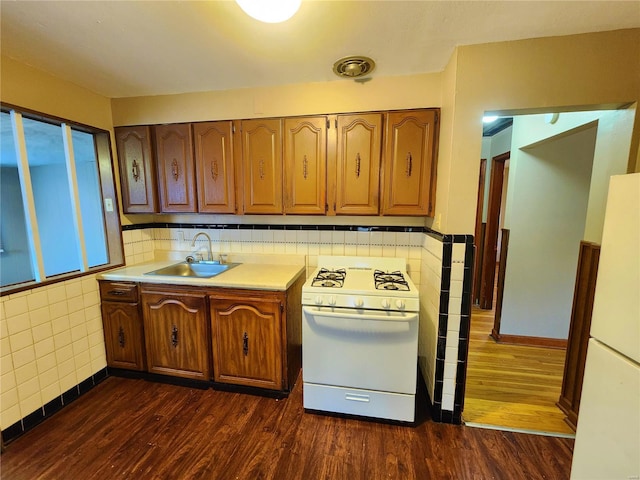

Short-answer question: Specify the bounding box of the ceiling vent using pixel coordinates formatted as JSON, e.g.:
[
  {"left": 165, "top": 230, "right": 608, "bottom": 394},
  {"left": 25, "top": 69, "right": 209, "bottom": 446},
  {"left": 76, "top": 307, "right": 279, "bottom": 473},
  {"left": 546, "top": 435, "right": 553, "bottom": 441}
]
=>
[{"left": 333, "top": 56, "right": 375, "bottom": 79}]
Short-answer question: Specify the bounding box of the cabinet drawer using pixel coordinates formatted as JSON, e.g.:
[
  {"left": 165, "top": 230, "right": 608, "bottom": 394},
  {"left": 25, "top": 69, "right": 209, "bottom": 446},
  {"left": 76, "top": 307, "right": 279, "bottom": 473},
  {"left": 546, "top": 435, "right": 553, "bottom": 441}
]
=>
[{"left": 99, "top": 281, "right": 139, "bottom": 303}]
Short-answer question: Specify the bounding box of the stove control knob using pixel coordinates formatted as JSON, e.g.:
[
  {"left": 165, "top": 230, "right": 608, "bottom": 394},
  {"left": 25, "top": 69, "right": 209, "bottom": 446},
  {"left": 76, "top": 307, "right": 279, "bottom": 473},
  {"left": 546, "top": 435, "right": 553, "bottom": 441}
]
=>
[
  {"left": 328, "top": 296, "right": 337, "bottom": 306},
  {"left": 354, "top": 298, "right": 364, "bottom": 308},
  {"left": 314, "top": 296, "right": 323, "bottom": 305},
  {"left": 395, "top": 299, "right": 406, "bottom": 310},
  {"left": 381, "top": 299, "right": 391, "bottom": 309}
]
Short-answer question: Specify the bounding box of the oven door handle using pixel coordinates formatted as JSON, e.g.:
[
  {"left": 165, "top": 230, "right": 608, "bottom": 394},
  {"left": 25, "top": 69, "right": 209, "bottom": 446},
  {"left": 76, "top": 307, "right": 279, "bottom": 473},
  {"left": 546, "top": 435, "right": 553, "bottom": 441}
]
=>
[{"left": 303, "top": 306, "right": 418, "bottom": 323}]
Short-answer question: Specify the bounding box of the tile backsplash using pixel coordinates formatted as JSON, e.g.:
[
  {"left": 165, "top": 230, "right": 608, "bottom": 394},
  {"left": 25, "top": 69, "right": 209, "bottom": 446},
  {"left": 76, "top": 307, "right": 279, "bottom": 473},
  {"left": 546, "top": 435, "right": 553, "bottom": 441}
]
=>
[{"left": 122, "top": 226, "right": 424, "bottom": 285}]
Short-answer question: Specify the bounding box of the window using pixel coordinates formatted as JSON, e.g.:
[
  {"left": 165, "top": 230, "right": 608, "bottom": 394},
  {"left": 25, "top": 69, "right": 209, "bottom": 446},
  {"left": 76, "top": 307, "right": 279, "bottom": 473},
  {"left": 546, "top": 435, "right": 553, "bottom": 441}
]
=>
[{"left": 0, "top": 106, "right": 123, "bottom": 292}]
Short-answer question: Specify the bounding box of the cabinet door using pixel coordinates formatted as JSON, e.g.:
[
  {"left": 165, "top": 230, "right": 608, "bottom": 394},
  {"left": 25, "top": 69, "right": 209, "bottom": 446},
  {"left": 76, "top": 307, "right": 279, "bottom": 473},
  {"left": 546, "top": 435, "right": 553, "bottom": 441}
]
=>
[
  {"left": 240, "top": 119, "right": 283, "bottom": 214},
  {"left": 101, "top": 302, "right": 146, "bottom": 371},
  {"left": 154, "top": 124, "right": 197, "bottom": 212},
  {"left": 193, "top": 121, "right": 236, "bottom": 214},
  {"left": 284, "top": 116, "right": 327, "bottom": 214},
  {"left": 142, "top": 290, "right": 210, "bottom": 380},
  {"left": 335, "top": 113, "right": 382, "bottom": 215},
  {"left": 210, "top": 296, "right": 283, "bottom": 390},
  {"left": 115, "top": 126, "right": 158, "bottom": 213},
  {"left": 382, "top": 109, "right": 438, "bottom": 216}
]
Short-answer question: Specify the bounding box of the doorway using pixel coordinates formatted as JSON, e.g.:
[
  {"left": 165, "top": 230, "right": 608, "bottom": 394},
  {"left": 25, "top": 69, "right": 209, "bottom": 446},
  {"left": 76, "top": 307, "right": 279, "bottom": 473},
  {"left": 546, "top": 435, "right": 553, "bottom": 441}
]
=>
[{"left": 463, "top": 107, "right": 634, "bottom": 434}]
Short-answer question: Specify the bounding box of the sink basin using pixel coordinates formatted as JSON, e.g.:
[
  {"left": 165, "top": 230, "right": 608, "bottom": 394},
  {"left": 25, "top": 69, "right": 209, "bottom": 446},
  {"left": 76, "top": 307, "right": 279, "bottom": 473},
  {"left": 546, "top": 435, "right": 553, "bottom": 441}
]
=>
[{"left": 145, "top": 261, "right": 239, "bottom": 278}]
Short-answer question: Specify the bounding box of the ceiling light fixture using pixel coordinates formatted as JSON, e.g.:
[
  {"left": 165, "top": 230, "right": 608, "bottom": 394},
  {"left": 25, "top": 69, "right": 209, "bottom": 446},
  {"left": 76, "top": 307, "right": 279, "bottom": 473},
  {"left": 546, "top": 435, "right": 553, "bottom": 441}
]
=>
[
  {"left": 482, "top": 115, "right": 499, "bottom": 123},
  {"left": 236, "top": 0, "right": 301, "bottom": 23},
  {"left": 333, "top": 56, "right": 376, "bottom": 79}
]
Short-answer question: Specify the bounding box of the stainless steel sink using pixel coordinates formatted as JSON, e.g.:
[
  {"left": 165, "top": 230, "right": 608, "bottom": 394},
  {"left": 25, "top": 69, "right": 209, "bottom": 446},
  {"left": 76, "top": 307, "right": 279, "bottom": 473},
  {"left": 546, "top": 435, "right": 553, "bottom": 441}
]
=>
[{"left": 145, "top": 261, "right": 239, "bottom": 278}]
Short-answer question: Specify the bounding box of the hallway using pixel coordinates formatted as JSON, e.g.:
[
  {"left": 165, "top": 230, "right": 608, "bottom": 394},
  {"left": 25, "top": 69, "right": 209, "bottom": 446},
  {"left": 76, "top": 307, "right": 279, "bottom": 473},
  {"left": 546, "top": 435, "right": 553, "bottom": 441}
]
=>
[{"left": 463, "top": 303, "right": 575, "bottom": 436}]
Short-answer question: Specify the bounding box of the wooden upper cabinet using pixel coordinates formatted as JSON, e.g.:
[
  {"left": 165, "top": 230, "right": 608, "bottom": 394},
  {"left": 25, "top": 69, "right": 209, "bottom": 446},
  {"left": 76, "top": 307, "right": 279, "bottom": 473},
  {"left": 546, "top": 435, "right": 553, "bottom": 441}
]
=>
[
  {"left": 193, "top": 121, "right": 236, "bottom": 214},
  {"left": 334, "top": 113, "right": 382, "bottom": 215},
  {"left": 115, "top": 126, "right": 158, "bottom": 213},
  {"left": 284, "top": 116, "right": 327, "bottom": 215},
  {"left": 382, "top": 109, "right": 438, "bottom": 216},
  {"left": 240, "top": 119, "right": 283, "bottom": 214},
  {"left": 154, "top": 123, "right": 197, "bottom": 213}
]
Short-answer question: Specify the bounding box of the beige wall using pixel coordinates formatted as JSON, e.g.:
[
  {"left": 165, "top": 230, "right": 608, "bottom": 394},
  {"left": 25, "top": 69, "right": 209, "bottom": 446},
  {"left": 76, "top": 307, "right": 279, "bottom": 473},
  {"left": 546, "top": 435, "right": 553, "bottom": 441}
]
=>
[
  {"left": 111, "top": 73, "right": 442, "bottom": 126},
  {"left": 1, "top": 55, "right": 114, "bottom": 131},
  {"left": 440, "top": 28, "right": 640, "bottom": 234},
  {"left": 111, "top": 29, "right": 640, "bottom": 235}
]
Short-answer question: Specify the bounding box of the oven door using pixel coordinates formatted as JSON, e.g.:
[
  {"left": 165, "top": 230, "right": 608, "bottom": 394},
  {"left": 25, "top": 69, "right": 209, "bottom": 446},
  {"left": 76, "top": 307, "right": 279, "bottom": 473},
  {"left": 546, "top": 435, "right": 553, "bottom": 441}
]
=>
[{"left": 302, "top": 305, "right": 418, "bottom": 394}]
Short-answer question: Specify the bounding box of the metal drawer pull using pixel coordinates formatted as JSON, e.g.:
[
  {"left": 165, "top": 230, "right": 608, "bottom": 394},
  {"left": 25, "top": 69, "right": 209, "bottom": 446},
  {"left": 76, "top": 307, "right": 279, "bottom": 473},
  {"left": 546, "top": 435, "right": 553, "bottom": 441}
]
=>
[
  {"left": 108, "top": 290, "right": 126, "bottom": 296},
  {"left": 345, "top": 393, "right": 370, "bottom": 403},
  {"left": 171, "top": 159, "right": 179, "bottom": 180},
  {"left": 211, "top": 158, "right": 219, "bottom": 181},
  {"left": 243, "top": 332, "right": 249, "bottom": 356},
  {"left": 118, "top": 327, "right": 125, "bottom": 348},
  {"left": 132, "top": 159, "right": 140, "bottom": 182},
  {"left": 171, "top": 325, "right": 178, "bottom": 347}
]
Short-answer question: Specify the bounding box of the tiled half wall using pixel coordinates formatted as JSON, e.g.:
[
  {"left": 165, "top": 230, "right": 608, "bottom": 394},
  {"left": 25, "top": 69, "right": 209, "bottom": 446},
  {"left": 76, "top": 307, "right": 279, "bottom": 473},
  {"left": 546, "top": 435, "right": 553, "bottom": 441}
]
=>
[{"left": 420, "top": 232, "right": 474, "bottom": 424}]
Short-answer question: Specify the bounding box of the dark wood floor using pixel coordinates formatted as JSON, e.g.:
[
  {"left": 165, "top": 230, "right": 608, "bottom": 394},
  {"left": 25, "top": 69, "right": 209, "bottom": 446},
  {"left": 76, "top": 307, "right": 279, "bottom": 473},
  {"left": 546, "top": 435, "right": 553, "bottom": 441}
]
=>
[{"left": 1, "top": 375, "right": 574, "bottom": 479}]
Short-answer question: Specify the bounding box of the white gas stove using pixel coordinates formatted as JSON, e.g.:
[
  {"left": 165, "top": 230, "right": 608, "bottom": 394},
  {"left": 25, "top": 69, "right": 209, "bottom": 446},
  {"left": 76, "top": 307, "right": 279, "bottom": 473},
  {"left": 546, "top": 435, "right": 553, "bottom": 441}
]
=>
[
  {"left": 302, "top": 256, "right": 419, "bottom": 422},
  {"left": 302, "top": 256, "right": 419, "bottom": 312}
]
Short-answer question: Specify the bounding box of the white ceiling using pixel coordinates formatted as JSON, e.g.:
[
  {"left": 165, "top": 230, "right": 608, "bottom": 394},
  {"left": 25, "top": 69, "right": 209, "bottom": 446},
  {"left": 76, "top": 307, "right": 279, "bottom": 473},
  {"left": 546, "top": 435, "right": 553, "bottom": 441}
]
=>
[{"left": 1, "top": 1, "right": 639, "bottom": 99}]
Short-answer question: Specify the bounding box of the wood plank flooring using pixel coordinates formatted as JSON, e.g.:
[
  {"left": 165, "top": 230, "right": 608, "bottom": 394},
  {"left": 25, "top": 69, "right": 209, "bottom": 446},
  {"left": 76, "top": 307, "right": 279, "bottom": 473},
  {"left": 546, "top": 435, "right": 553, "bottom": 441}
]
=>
[
  {"left": 1, "top": 375, "right": 574, "bottom": 479},
  {"left": 464, "top": 305, "right": 575, "bottom": 435}
]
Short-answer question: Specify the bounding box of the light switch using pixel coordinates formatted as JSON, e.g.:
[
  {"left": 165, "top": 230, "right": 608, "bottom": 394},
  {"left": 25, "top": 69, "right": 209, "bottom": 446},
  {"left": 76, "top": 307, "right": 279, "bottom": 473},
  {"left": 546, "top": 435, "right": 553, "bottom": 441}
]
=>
[{"left": 104, "top": 198, "right": 114, "bottom": 212}]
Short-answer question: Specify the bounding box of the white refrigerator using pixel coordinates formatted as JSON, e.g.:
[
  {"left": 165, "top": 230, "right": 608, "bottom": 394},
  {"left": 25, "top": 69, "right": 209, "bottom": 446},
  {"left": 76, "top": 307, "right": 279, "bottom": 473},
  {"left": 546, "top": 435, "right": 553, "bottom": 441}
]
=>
[{"left": 570, "top": 173, "right": 640, "bottom": 479}]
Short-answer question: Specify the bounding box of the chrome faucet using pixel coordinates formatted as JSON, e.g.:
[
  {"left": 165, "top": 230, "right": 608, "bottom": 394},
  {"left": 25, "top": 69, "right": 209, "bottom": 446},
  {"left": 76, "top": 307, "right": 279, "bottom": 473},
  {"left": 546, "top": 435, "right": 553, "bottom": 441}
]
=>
[{"left": 191, "top": 232, "right": 213, "bottom": 262}]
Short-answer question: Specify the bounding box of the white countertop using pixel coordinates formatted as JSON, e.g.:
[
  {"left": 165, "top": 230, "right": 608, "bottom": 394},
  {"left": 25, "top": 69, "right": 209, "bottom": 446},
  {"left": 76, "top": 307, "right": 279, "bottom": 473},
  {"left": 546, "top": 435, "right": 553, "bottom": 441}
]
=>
[{"left": 98, "top": 258, "right": 306, "bottom": 291}]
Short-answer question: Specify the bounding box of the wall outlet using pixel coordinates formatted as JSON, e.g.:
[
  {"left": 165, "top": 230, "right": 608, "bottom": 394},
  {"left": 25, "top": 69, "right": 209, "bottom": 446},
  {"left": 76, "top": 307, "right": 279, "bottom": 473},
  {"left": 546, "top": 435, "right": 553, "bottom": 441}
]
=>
[{"left": 104, "top": 198, "right": 113, "bottom": 212}]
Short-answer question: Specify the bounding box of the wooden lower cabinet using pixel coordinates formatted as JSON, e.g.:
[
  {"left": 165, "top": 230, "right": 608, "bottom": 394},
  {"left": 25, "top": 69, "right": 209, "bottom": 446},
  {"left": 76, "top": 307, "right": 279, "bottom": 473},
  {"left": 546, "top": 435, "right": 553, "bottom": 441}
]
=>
[
  {"left": 99, "top": 274, "right": 304, "bottom": 393},
  {"left": 210, "top": 275, "right": 303, "bottom": 392},
  {"left": 141, "top": 285, "right": 211, "bottom": 381},
  {"left": 210, "top": 294, "right": 283, "bottom": 390},
  {"left": 101, "top": 302, "right": 146, "bottom": 371},
  {"left": 99, "top": 281, "right": 146, "bottom": 371}
]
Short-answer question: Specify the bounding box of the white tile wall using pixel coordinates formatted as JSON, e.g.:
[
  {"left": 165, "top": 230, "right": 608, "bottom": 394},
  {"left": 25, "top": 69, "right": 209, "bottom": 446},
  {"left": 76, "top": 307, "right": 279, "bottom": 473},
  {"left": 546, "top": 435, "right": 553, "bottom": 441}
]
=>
[
  {"left": 0, "top": 275, "right": 105, "bottom": 429},
  {"left": 134, "top": 227, "right": 424, "bottom": 284},
  {"left": 1, "top": 225, "right": 430, "bottom": 431},
  {"left": 419, "top": 234, "right": 443, "bottom": 404}
]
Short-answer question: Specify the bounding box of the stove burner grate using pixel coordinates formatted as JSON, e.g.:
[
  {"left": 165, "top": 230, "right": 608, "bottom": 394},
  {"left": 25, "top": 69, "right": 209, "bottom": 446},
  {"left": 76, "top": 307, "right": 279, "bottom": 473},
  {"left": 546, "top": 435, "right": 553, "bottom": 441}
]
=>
[
  {"left": 373, "top": 270, "right": 410, "bottom": 291},
  {"left": 311, "top": 268, "right": 346, "bottom": 288}
]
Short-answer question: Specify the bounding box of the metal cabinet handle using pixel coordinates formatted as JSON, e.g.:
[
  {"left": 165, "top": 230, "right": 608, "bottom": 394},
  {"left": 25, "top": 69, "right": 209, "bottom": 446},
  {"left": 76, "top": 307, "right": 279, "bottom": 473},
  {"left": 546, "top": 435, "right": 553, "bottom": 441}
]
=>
[
  {"left": 355, "top": 153, "right": 361, "bottom": 178},
  {"left": 258, "top": 159, "right": 265, "bottom": 180},
  {"left": 118, "top": 326, "right": 125, "bottom": 348},
  {"left": 211, "top": 159, "right": 219, "bottom": 181},
  {"left": 406, "top": 152, "right": 412, "bottom": 177},
  {"left": 171, "top": 325, "right": 178, "bottom": 347},
  {"left": 132, "top": 159, "right": 140, "bottom": 182},
  {"left": 303, "top": 155, "right": 308, "bottom": 179},
  {"left": 243, "top": 332, "right": 249, "bottom": 356},
  {"left": 171, "top": 159, "right": 179, "bottom": 181},
  {"left": 108, "top": 290, "right": 126, "bottom": 296}
]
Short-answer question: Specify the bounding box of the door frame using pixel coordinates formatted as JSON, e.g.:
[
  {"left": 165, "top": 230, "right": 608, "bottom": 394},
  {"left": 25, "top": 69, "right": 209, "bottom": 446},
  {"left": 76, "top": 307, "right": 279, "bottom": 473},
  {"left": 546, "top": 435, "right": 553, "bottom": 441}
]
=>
[
  {"left": 478, "top": 151, "right": 509, "bottom": 310},
  {"left": 472, "top": 158, "right": 487, "bottom": 304}
]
